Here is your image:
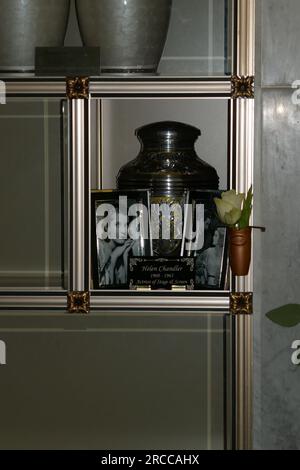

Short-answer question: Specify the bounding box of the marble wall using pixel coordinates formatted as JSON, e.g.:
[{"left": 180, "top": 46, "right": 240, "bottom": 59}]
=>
[{"left": 255, "top": 0, "right": 300, "bottom": 449}]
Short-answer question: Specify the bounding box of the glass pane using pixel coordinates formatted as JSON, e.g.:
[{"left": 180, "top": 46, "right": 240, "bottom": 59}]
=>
[
  {"left": 64, "top": 0, "right": 234, "bottom": 78},
  {"left": 0, "top": 99, "right": 68, "bottom": 290},
  {"left": 0, "top": 312, "right": 233, "bottom": 449},
  {"left": 159, "top": 0, "right": 233, "bottom": 76},
  {"left": 98, "top": 98, "right": 229, "bottom": 190},
  {"left": 90, "top": 98, "right": 230, "bottom": 292}
]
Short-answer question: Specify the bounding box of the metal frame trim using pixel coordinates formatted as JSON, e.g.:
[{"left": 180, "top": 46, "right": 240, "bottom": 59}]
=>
[
  {"left": 234, "top": 315, "right": 253, "bottom": 450},
  {"left": 91, "top": 294, "right": 230, "bottom": 311},
  {"left": 4, "top": 79, "right": 232, "bottom": 98},
  {"left": 236, "top": 0, "right": 255, "bottom": 77},
  {"left": 69, "top": 99, "right": 90, "bottom": 292},
  {"left": 0, "top": 292, "right": 230, "bottom": 311},
  {"left": 0, "top": 295, "right": 67, "bottom": 310},
  {"left": 233, "top": 0, "right": 255, "bottom": 451}
]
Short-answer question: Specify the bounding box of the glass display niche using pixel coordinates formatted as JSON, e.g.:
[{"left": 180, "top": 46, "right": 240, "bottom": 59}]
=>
[
  {"left": 90, "top": 97, "right": 230, "bottom": 292},
  {"left": 64, "top": 0, "right": 234, "bottom": 78},
  {"left": 0, "top": 99, "right": 68, "bottom": 291}
]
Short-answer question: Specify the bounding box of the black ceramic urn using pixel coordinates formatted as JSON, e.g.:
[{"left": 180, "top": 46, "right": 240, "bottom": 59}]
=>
[{"left": 116, "top": 121, "right": 219, "bottom": 194}]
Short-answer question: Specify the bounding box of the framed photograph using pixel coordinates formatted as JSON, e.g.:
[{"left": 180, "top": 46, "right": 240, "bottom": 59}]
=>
[
  {"left": 184, "top": 190, "right": 228, "bottom": 290},
  {"left": 91, "top": 190, "right": 152, "bottom": 289}
]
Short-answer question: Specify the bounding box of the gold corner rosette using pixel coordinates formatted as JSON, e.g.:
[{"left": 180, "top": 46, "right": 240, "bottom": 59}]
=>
[
  {"left": 231, "top": 75, "right": 254, "bottom": 99},
  {"left": 230, "top": 292, "right": 253, "bottom": 315},
  {"left": 66, "top": 77, "right": 90, "bottom": 100},
  {"left": 67, "top": 291, "right": 90, "bottom": 314}
]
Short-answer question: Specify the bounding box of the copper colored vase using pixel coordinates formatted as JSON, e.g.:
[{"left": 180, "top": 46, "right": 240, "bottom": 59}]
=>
[{"left": 229, "top": 227, "right": 252, "bottom": 276}]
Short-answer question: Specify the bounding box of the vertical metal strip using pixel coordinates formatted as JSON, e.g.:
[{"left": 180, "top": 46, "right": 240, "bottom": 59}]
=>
[
  {"left": 236, "top": 0, "right": 255, "bottom": 76},
  {"left": 96, "top": 99, "right": 103, "bottom": 190},
  {"left": 235, "top": 99, "right": 254, "bottom": 294},
  {"left": 228, "top": 98, "right": 236, "bottom": 293},
  {"left": 43, "top": 100, "right": 50, "bottom": 289},
  {"left": 235, "top": 315, "right": 253, "bottom": 450},
  {"left": 233, "top": 0, "right": 255, "bottom": 451},
  {"left": 69, "top": 99, "right": 90, "bottom": 292}
]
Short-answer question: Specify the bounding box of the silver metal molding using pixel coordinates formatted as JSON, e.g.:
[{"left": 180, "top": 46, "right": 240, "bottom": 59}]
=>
[
  {"left": 236, "top": 0, "right": 255, "bottom": 77},
  {"left": 69, "top": 99, "right": 90, "bottom": 292},
  {"left": 89, "top": 80, "right": 231, "bottom": 97},
  {"left": 0, "top": 295, "right": 66, "bottom": 310},
  {"left": 235, "top": 315, "right": 253, "bottom": 450},
  {"left": 0, "top": 292, "right": 229, "bottom": 311},
  {"left": 231, "top": 98, "right": 255, "bottom": 294},
  {"left": 4, "top": 80, "right": 67, "bottom": 96},
  {"left": 3, "top": 79, "right": 231, "bottom": 97},
  {"left": 91, "top": 294, "right": 230, "bottom": 311},
  {"left": 233, "top": 0, "right": 255, "bottom": 451}
]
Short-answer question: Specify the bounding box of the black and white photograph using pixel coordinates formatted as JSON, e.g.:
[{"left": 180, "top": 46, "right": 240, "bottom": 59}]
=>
[
  {"left": 185, "top": 190, "right": 228, "bottom": 290},
  {"left": 91, "top": 190, "right": 152, "bottom": 289}
]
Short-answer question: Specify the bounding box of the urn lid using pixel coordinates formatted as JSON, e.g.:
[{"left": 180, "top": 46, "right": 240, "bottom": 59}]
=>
[
  {"left": 136, "top": 121, "right": 201, "bottom": 149},
  {"left": 117, "top": 120, "right": 219, "bottom": 193}
]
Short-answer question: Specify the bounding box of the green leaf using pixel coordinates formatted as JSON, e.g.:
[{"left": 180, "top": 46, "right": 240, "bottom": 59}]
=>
[
  {"left": 266, "top": 304, "right": 300, "bottom": 327},
  {"left": 238, "top": 186, "right": 253, "bottom": 229}
]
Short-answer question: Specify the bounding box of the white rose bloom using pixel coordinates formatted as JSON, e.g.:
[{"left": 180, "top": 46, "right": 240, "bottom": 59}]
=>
[
  {"left": 214, "top": 190, "right": 244, "bottom": 226},
  {"left": 221, "top": 190, "right": 244, "bottom": 210}
]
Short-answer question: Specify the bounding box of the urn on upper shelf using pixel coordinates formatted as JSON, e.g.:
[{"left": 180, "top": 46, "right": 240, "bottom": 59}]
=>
[
  {"left": 0, "top": 0, "right": 70, "bottom": 72},
  {"left": 75, "top": 0, "right": 172, "bottom": 74}
]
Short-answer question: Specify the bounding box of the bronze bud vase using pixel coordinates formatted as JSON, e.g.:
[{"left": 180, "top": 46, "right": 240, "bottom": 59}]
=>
[{"left": 228, "top": 227, "right": 252, "bottom": 276}]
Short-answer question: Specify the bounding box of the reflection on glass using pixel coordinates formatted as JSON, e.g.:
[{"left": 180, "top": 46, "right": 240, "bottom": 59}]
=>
[
  {"left": 0, "top": 312, "right": 233, "bottom": 449},
  {"left": 64, "top": 0, "right": 233, "bottom": 78},
  {"left": 98, "top": 98, "right": 229, "bottom": 190},
  {"left": 0, "top": 99, "right": 67, "bottom": 290},
  {"left": 159, "top": 0, "right": 233, "bottom": 76}
]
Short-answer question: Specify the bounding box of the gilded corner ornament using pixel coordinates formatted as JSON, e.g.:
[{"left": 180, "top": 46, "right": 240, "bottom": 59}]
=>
[
  {"left": 230, "top": 292, "right": 253, "bottom": 315},
  {"left": 231, "top": 76, "right": 254, "bottom": 99},
  {"left": 66, "top": 77, "right": 90, "bottom": 99},
  {"left": 67, "top": 291, "right": 90, "bottom": 314}
]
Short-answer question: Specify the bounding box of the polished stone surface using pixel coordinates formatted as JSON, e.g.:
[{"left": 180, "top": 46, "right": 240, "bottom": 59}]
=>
[
  {"left": 261, "top": 320, "right": 300, "bottom": 449},
  {"left": 261, "top": 90, "right": 300, "bottom": 310},
  {"left": 256, "top": 88, "right": 300, "bottom": 449},
  {"left": 255, "top": 0, "right": 300, "bottom": 448},
  {"left": 261, "top": 0, "right": 300, "bottom": 85}
]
